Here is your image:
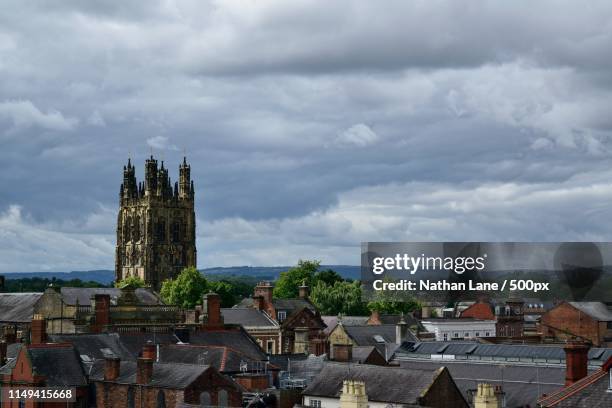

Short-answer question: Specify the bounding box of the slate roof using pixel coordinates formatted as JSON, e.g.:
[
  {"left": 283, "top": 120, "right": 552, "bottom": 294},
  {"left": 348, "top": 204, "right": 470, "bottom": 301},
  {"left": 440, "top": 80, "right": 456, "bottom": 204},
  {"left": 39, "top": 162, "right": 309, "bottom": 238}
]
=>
[
  {"left": 116, "top": 328, "right": 267, "bottom": 362},
  {"left": 0, "top": 293, "right": 43, "bottom": 323},
  {"left": 90, "top": 360, "right": 210, "bottom": 389},
  {"left": 221, "top": 308, "right": 279, "bottom": 328},
  {"left": 11, "top": 344, "right": 88, "bottom": 386},
  {"left": 322, "top": 316, "right": 369, "bottom": 334},
  {"left": 568, "top": 301, "right": 612, "bottom": 321},
  {"left": 303, "top": 362, "right": 442, "bottom": 405},
  {"left": 538, "top": 364, "right": 612, "bottom": 407},
  {"left": 158, "top": 344, "right": 274, "bottom": 373},
  {"left": 276, "top": 354, "right": 327, "bottom": 385},
  {"left": 59, "top": 287, "right": 163, "bottom": 305},
  {"left": 272, "top": 298, "right": 315, "bottom": 314},
  {"left": 395, "top": 341, "right": 612, "bottom": 366},
  {"left": 352, "top": 346, "right": 384, "bottom": 363},
  {"left": 49, "top": 333, "right": 134, "bottom": 361},
  {"left": 398, "top": 359, "right": 566, "bottom": 408},
  {"left": 344, "top": 324, "right": 417, "bottom": 346}
]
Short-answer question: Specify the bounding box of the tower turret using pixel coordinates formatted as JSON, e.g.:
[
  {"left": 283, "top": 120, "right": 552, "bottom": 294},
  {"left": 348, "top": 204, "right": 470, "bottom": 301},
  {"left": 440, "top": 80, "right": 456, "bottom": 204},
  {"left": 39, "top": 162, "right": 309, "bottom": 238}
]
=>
[
  {"left": 179, "top": 156, "right": 191, "bottom": 199},
  {"left": 144, "top": 155, "right": 158, "bottom": 195},
  {"left": 122, "top": 159, "right": 137, "bottom": 200}
]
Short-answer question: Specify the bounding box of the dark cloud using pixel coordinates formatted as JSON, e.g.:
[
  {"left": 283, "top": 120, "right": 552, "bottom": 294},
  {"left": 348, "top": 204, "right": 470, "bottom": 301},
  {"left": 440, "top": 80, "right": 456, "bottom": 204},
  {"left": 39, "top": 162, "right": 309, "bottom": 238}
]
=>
[{"left": 2, "top": 1, "right": 612, "bottom": 271}]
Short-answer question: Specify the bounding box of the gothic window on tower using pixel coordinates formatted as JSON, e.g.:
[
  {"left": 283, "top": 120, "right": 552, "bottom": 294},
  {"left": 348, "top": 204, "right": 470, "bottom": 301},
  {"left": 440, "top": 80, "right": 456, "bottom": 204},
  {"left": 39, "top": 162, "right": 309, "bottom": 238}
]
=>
[
  {"left": 125, "top": 216, "right": 132, "bottom": 242},
  {"left": 172, "top": 221, "right": 180, "bottom": 242},
  {"left": 156, "top": 220, "right": 166, "bottom": 241},
  {"left": 134, "top": 215, "right": 140, "bottom": 241}
]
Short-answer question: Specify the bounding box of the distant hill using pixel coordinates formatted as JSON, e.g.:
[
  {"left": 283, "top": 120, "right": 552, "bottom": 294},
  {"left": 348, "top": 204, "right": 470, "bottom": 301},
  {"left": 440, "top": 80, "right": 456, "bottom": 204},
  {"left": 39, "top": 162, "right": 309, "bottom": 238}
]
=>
[{"left": 2, "top": 265, "right": 360, "bottom": 285}]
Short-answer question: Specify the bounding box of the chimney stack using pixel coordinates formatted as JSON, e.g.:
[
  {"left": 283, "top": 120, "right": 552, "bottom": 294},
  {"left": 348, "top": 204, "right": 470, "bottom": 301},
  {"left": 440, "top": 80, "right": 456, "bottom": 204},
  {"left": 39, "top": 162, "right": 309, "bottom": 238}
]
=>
[
  {"left": 104, "top": 356, "right": 121, "bottom": 381},
  {"left": 254, "top": 282, "right": 274, "bottom": 310},
  {"left": 299, "top": 281, "right": 309, "bottom": 299},
  {"left": 142, "top": 340, "right": 157, "bottom": 361},
  {"left": 563, "top": 341, "right": 590, "bottom": 386},
  {"left": 30, "top": 314, "right": 47, "bottom": 344},
  {"left": 0, "top": 341, "right": 7, "bottom": 366},
  {"left": 340, "top": 380, "right": 368, "bottom": 408},
  {"left": 333, "top": 343, "right": 353, "bottom": 362},
  {"left": 136, "top": 357, "right": 153, "bottom": 384},
  {"left": 202, "top": 293, "right": 223, "bottom": 329},
  {"left": 396, "top": 314, "right": 408, "bottom": 345},
  {"left": 3, "top": 326, "right": 16, "bottom": 344},
  {"left": 93, "top": 294, "right": 111, "bottom": 333},
  {"left": 368, "top": 310, "right": 381, "bottom": 325}
]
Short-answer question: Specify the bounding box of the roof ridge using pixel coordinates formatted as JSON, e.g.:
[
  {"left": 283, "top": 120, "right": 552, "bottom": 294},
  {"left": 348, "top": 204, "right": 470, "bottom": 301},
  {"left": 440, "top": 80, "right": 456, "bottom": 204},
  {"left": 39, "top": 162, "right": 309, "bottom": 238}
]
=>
[{"left": 538, "top": 369, "right": 608, "bottom": 405}]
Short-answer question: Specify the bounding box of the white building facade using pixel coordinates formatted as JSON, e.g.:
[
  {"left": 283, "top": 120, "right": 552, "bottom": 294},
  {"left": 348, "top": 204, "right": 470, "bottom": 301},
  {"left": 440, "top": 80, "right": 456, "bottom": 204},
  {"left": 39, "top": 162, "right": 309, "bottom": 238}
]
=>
[{"left": 421, "top": 319, "right": 496, "bottom": 341}]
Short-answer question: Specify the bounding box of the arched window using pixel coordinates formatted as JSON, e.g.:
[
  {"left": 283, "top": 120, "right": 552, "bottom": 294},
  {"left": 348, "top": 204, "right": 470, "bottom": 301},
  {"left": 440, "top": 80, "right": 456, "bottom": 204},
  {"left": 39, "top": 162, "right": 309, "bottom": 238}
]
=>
[
  {"left": 157, "top": 390, "right": 166, "bottom": 408},
  {"left": 128, "top": 387, "right": 135, "bottom": 408},
  {"left": 200, "top": 391, "right": 211, "bottom": 407},
  {"left": 218, "top": 390, "right": 228, "bottom": 407}
]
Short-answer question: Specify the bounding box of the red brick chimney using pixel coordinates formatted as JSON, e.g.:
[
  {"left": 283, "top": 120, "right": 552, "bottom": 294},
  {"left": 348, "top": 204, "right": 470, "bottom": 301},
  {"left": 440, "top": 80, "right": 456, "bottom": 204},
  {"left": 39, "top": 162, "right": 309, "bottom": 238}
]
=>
[
  {"left": 93, "top": 294, "right": 111, "bottom": 332},
  {"left": 104, "top": 356, "right": 121, "bottom": 381},
  {"left": 142, "top": 340, "right": 156, "bottom": 361},
  {"left": 30, "top": 314, "right": 47, "bottom": 344},
  {"left": 253, "top": 296, "right": 264, "bottom": 311},
  {"left": 203, "top": 293, "right": 223, "bottom": 329},
  {"left": 254, "top": 282, "right": 273, "bottom": 308},
  {"left": 333, "top": 343, "right": 353, "bottom": 362},
  {"left": 136, "top": 357, "right": 153, "bottom": 384},
  {"left": 564, "top": 341, "right": 590, "bottom": 386},
  {"left": 368, "top": 310, "right": 382, "bottom": 325}
]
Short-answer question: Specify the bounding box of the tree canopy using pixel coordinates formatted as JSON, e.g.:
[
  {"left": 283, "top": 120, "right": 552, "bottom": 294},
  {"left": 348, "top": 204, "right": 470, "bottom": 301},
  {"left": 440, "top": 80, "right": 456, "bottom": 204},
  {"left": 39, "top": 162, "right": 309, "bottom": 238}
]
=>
[
  {"left": 160, "top": 267, "right": 208, "bottom": 308},
  {"left": 310, "top": 280, "right": 369, "bottom": 316},
  {"left": 273, "top": 260, "right": 320, "bottom": 299}
]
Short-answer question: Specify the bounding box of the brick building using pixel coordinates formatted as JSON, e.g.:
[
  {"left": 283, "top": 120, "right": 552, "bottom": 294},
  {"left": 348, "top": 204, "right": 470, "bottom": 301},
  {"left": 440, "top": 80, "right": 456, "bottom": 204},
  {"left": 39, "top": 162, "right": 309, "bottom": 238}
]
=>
[
  {"left": 0, "top": 317, "right": 89, "bottom": 408},
  {"left": 91, "top": 351, "right": 242, "bottom": 408},
  {"left": 236, "top": 282, "right": 327, "bottom": 355},
  {"left": 220, "top": 307, "right": 281, "bottom": 354},
  {"left": 33, "top": 285, "right": 179, "bottom": 335},
  {"left": 540, "top": 301, "right": 612, "bottom": 346}
]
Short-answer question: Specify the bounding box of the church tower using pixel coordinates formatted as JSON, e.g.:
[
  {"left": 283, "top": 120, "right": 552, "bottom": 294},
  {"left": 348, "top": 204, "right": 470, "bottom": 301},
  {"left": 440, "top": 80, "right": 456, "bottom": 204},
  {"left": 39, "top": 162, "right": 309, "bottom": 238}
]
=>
[{"left": 115, "top": 156, "right": 197, "bottom": 289}]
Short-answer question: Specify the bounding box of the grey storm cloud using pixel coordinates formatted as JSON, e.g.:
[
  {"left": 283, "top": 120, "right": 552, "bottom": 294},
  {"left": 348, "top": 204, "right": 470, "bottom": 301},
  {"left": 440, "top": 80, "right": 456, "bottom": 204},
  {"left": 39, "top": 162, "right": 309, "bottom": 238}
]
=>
[{"left": 2, "top": 0, "right": 612, "bottom": 271}]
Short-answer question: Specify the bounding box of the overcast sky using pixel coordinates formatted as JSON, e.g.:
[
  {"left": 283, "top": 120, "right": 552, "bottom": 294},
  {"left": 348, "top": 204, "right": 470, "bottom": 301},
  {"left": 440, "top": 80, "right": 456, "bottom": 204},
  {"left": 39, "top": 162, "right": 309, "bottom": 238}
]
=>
[{"left": 2, "top": 1, "right": 612, "bottom": 272}]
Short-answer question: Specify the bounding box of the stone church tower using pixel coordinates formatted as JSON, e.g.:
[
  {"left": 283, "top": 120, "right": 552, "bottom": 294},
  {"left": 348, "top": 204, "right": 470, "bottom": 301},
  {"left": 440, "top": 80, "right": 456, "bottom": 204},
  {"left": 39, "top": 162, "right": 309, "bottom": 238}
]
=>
[{"left": 115, "top": 155, "right": 196, "bottom": 289}]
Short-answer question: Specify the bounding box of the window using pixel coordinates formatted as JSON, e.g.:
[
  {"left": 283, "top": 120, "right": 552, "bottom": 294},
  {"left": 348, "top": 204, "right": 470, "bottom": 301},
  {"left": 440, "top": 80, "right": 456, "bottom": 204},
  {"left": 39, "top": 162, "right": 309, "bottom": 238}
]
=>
[
  {"left": 277, "top": 311, "right": 286, "bottom": 322},
  {"left": 475, "top": 332, "right": 480, "bottom": 337},
  {"left": 218, "top": 390, "right": 228, "bottom": 407},
  {"left": 464, "top": 332, "right": 469, "bottom": 337},
  {"left": 485, "top": 332, "right": 490, "bottom": 337},
  {"left": 267, "top": 340, "right": 274, "bottom": 354},
  {"left": 443, "top": 333, "right": 448, "bottom": 341},
  {"left": 157, "top": 390, "right": 166, "bottom": 408},
  {"left": 310, "top": 399, "right": 321, "bottom": 408},
  {"left": 200, "top": 392, "right": 211, "bottom": 406},
  {"left": 454, "top": 332, "right": 459, "bottom": 338},
  {"left": 128, "top": 387, "right": 135, "bottom": 408}
]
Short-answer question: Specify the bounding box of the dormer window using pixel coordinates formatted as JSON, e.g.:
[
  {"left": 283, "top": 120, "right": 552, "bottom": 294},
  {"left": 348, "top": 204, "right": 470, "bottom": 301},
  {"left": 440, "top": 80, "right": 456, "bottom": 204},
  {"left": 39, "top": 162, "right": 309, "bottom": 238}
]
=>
[{"left": 277, "top": 311, "right": 286, "bottom": 322}]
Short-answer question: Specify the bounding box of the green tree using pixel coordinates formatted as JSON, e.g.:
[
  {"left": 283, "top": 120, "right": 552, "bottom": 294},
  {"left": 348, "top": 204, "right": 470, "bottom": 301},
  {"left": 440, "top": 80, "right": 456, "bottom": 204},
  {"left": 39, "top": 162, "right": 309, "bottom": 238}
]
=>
[
  {"left": 160, "top": 267, "right": 208, "bottom": 308},
  {"left": 208, "top": 281, "right": 236, "bottom": 308},
  {"left": 114, "top": 276, "right": 146, "bottom": 288},
  {"left": 310, "top": 280, "right": 369, "bottom": 316},
  {"left": 273, "top": 260, "right": 320, "bottom": 299},
  {"left": 314, "top": 269, "right": 344, "bottom": 286}
]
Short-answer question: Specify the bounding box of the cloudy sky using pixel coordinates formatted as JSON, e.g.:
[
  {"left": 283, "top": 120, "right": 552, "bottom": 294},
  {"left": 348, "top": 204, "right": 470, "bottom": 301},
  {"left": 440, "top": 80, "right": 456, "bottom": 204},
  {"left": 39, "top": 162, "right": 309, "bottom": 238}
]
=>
[{"left": 3, "top": 1, "right": 612, "bottom": 272}]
